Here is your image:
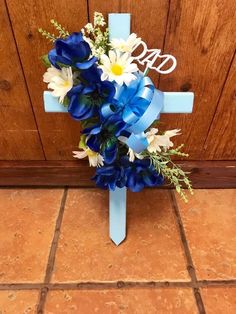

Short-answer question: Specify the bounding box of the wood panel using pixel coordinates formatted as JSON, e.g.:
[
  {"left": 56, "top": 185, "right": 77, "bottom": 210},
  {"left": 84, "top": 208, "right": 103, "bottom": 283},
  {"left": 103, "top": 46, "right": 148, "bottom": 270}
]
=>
[
  {"left": 121, "top": 0, "right": 169, "bottom": 85},
  {"left": 158, "top": 0, "right": 236, "bottom": 159},
  {"left": 204, "top": 52, "right": 236, "bottom": 159},
  {"left": 0, "top": 131, "right": 44, "bottom": 160},
  {"left": 0, "top": 0, "right": 44, "bottom": 160},
  {"left": 0, "top": 160, "right": 235, "bottom": 188},
  {"left": 3, "top": 0, "right": 236, "bottom": 162},
  {"left": 5, "top": 0, "right": 88, "bottom": 160},
  {"left": 89, "top": 0, "right": 120, "bottom": 17}
]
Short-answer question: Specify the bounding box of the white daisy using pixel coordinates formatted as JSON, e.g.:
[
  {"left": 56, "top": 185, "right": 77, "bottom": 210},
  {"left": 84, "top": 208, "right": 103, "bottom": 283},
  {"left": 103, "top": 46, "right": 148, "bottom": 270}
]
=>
[
  {"left": 99, "top": 50, "right": 138, "bottom": 85},
  {"left": 43, "top": 66, "right": 73, "bottom": 103},
  {"left": 146, "top": 128, "right": 181, "bottom": 153},
  {"left": 111, "top": 33, "right": 141, "bottom": 53},
  {"left": 73, "top": 149, "right": 104, "bottom": 167}
]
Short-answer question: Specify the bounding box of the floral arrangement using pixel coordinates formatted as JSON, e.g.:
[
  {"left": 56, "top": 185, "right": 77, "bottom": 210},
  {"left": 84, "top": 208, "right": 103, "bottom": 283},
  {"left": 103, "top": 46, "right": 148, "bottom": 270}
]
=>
[{"left": 39, "top": 12, "right": 193, "bottom": 202}]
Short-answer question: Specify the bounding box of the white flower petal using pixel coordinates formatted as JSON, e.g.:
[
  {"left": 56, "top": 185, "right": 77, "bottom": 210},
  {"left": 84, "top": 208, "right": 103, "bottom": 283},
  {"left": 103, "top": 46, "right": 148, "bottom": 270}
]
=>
[
  {"left": 100, "top": 54, "right": 111, "bottom": 68},
  {"left": 109, "top": 50, "right": 116, "bottom": 64},
  {"left": 124, "top": 63, "right": 138, "bottom": 73},
  {"left": 73, "top": 150, "right": 88, "bottom": 159}
]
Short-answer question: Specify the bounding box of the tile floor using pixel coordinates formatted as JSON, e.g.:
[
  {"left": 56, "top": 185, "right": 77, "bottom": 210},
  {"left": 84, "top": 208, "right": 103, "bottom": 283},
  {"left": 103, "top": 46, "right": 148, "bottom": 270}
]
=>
[{"left": 0, "top": 188, "right": 235, "bottom": 313}]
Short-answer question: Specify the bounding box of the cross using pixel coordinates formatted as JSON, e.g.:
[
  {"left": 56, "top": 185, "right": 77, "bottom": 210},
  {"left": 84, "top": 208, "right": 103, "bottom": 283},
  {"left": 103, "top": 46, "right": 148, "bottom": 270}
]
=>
[{"left": 44, "top": 13, "right": 194, "bottom": 246}]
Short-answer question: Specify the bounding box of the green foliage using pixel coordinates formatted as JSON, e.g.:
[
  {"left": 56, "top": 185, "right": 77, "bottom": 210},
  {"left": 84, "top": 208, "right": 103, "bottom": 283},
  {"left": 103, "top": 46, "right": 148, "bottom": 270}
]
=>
[
  {"left": 79, "top": 135, "right": 87, "bottom": 149},
  {"left": 62, "top": 96, "right": 70, "bottom": 107},
  {"left": 82, "top": 12, "right": 110, "bottom": 60},
  {"left": 40, "top": 54, "right": 51, "bottom": 67},
  {"left": 142, "top": 144, "right": 193, "bottom": 202},
  {"left": 50, "top": 19, "right": 69, "bottom": 38},
  {"left": 81, "top": 117, "right": 99, "bottom": 129},
  {"left": 38, "top": 19, "right": 70, "bottom": 42},
  {"left": 38, "top": 28, "right": 57, "bottom": 42}
]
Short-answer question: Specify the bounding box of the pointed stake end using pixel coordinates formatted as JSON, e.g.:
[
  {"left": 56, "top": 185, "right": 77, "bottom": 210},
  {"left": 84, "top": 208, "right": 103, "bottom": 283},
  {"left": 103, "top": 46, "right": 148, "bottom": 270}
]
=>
[{"left": 110, "top": 235, "right": 126, "bottom": 246}]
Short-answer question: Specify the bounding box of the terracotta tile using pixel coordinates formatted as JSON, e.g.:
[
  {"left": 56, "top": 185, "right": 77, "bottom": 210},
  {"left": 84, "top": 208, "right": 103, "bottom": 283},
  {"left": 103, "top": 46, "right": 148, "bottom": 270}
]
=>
[
  {"left": 52, "top": 189, "right": 189, "bottom": 282},
  {"left": 45, "top": 288, "right": 197, "bottom": 314},
  {"left": 0, "top": 290, "right": 39, "bottom": 313},
  {"left": 201, "top": 287, "right": 236, "bottom": 314},
  {"left": 0, "top": 189, "right": 63, "bottom": 282},
  {"left": 175, "top": 189, "right": 236, "bottom": 280}
]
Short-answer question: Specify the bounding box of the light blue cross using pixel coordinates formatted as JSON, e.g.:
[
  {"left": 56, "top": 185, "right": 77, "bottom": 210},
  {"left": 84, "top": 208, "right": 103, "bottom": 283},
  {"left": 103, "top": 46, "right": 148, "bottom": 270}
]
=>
[{"left": 43, "top": 13, "right": 194, "bottom": 246}]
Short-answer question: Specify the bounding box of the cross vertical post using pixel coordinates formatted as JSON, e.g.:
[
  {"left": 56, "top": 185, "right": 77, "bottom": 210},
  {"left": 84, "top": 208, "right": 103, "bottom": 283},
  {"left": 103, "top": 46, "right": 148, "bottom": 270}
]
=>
[{"left": 43, "top": 13, "right": 194, "bottom": 246}]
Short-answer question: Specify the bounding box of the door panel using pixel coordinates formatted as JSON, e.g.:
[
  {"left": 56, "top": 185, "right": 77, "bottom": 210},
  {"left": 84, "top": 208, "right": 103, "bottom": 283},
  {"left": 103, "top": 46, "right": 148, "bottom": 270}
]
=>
[{"left": 0, "top": 0, "right": 44, "bottom": 160}]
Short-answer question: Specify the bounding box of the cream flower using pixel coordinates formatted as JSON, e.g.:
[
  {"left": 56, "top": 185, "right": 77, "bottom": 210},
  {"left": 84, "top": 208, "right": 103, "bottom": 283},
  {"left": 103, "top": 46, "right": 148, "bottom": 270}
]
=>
[
  {"left": 111, "top": 33, "right": 141, "bottom": 53},
  {"left": 127, "top": 148, "right": 144, "bottom": 162},
  {"left": 43, "top": 66, "right": 73, "bottom": 103},
  {"left": 99, "top": 50, "right": 138, "bottom": 85},
  {"left": 146, "top": 128, "right": 181, "bottom": 153},
  {"left": 73, "top": 149, "right": 104, "bottom": 167}
]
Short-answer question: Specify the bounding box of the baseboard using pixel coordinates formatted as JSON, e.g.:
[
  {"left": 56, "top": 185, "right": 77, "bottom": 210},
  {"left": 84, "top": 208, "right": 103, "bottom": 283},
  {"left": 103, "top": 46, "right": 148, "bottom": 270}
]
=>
[{"left": 0, "top": 160, "right": 235, "bottom": 188}]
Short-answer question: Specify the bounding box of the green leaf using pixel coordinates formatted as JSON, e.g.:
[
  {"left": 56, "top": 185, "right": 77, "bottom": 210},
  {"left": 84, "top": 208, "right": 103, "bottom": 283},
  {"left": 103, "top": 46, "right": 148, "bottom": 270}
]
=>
[
  {"left": 81, "top": 117, "right": 99, "bottom": 129},
  {"left": 40, "top": 54, "right": 51, "bottom": 67},
  {"left": 79, "top": 135, "right": 87, "bottom": 149},
  {"left": 62, "top": 96, "right": 70, "bottom": 107}
]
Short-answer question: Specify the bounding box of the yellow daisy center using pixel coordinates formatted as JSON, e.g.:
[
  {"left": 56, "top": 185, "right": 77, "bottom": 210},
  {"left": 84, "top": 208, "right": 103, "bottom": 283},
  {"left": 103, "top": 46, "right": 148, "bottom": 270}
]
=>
[
  {"left": 63, "top": 80, "right": 71, "bottom": 87},
  {"left": 111, "top": 64, "right": 123, "bottom": 76}
]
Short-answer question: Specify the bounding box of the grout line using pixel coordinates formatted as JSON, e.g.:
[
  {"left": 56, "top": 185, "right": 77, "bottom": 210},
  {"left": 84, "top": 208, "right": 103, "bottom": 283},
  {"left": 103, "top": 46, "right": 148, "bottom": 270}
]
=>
[
  {"left": 0, "top": 279, "right": 236, "bottom": 291},
  {"left": 198, "top": 279, "right": 236, "bottom": 287},
  {"left": 44, "top": 188, "right": 68, "bottom": 283},
  {"left": 37, "top": 287, "right": 48, "bottom": 314},
  {"left": 37, "top": 188, "right": 68, "bottom": 313},
  {"left": 169, "top": 190, "right": 206, "bottom": 314}
]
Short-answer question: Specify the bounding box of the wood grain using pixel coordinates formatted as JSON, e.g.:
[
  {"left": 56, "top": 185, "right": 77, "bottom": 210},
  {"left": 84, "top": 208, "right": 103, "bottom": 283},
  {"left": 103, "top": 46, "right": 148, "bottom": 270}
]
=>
[
  {"left": 158, "top": 0, "right": 236, "bottom": 159},
  {"left": 204, "top": 52, "right": 236, "bottom": 159},
  {"left": 0, "top": 131, "right": 45, "bottom": 160},
  {"left": 89, "top": 0, "right": 120, "bottom": 18},
  {"left": 0, "top": 160, "right": 235, "bottom": 188},
  {"left": 5, "top": 0, "right": 88, "bottom": 160},
  {"left": 3, "top": 0, "right": 236, "bottom": 162},
  {"left": 121, "top": 0, "right": 170, "bottom": 86},
  {"left": 0, "top": 0, "right": 44, "bottom": 159}
]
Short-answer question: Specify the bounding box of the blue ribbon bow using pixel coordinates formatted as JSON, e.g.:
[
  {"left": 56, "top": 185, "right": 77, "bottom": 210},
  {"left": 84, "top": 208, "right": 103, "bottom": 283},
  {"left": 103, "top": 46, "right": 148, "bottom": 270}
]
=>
[{"left": 101, "top": 74, "right": 164, "bottom": 153}]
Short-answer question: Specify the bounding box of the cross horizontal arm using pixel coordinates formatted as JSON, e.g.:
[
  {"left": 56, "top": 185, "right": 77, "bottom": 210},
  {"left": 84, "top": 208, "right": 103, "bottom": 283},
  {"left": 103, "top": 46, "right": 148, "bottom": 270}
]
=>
[{"left": 43, "top": 90, "right": 194, "bottom": 114}]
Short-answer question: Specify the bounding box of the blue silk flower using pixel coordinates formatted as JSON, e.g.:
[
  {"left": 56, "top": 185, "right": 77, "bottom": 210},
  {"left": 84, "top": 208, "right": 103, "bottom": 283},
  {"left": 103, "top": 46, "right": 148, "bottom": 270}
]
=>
[
  {"left": 67, "top": 64, "right": 115, "bottom": 120},
  {"left": 93, "top": 157, "right": 164, "bottom": 192},
  {"left": 48, "top": 33, "right": 164, "bottom": 191},
  {"left": 83, "top": 73, "right": 164, "bottom": 192},
  {"left": 48, "top": 32, "right": 97, "bottom": 69}
]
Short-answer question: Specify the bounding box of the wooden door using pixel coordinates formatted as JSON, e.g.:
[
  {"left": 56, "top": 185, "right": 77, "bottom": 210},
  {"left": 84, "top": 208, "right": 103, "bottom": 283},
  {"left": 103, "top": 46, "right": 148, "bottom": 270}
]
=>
[{"left": 1, "top": 0, "right": 236, "bottom": 161}]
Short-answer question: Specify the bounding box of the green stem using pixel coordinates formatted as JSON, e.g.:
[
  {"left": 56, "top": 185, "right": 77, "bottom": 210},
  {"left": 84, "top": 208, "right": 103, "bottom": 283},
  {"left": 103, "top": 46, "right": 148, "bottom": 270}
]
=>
[{"left": 143, "top": 67, "right": 150, "bottom": 76}]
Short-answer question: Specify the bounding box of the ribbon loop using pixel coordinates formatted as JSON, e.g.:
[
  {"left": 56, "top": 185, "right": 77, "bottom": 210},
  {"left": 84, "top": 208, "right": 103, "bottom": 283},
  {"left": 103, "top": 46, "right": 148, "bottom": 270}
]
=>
[{"left": 101, "top": 74, "right": 164, "bottom": 153}]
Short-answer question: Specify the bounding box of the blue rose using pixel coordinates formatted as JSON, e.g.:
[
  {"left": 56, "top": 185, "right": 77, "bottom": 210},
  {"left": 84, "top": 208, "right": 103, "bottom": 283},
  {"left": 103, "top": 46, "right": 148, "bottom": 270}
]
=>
[
  {"left": 82, "top": 114, "right": 126, "bottom": 164},
  {"left": 48, "top": 32, "right": 97, "bottom": 69},
  {"left": 67, "top": 64, "right": 115, "bottom": 120},
  {"left": 92, "top": 157, "right": 164, "bottom": 191}
]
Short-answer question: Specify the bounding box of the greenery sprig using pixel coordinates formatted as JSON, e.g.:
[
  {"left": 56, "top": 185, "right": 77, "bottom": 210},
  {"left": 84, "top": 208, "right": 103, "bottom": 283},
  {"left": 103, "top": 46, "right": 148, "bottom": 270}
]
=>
[
  {"left": 50, "top": 19, "right": 70, "bottom": 38},
  {"left": 82, "top": 12, "right": 110, "bottom": 59},
  {"left": 142, "top": 144, "right": 193, "bottom": 202},
  {"left": 38, "top": 28, "right": 57, "bottom": 42},
  {"left": 38, "top": 19, "right": 70, "bottom": 42}
]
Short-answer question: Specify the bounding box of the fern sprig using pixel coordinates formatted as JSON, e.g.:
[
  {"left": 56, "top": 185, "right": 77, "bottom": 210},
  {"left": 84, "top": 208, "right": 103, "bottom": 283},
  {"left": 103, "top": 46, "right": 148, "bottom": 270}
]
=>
[
  {"left": 38, "top": 28, "right": 57, "bottom": 42},
  {"left": 142, "top": 145, "right": 193, "bottom": 202},
  {"left": 50, "top": 19, "right": 70, "bottom": 38},
  {"left": 38, "top": 20, "right": 70, "bottom": 42}
]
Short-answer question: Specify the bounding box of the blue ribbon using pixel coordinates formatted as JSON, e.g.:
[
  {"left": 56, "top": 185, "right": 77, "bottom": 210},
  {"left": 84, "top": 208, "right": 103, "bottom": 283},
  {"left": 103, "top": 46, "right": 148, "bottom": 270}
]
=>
[{"left": 101, "top": 74, "right": 164, "bottom": 153}]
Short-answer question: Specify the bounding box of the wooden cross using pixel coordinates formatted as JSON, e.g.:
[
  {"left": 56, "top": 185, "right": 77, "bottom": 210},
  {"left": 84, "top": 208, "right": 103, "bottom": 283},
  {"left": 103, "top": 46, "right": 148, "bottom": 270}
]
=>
[{"left": 44, "top": 13, "right": 194, "bottom": 246}]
